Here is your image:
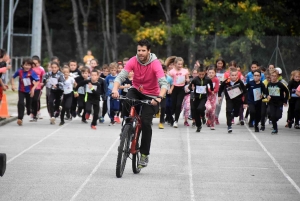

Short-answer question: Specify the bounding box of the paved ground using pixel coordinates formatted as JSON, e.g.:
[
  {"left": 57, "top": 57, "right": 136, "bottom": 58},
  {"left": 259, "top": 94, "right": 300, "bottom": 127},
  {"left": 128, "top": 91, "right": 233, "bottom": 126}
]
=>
[{"left": 0, "top": 91, "right": 300, "bottom": 201}]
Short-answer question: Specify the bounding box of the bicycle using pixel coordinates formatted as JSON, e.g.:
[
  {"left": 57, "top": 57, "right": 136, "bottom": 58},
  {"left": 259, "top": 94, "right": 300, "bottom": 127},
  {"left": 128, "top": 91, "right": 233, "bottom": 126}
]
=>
[{"left": 115, "top": 95, "right": 152, "bottom": 178}]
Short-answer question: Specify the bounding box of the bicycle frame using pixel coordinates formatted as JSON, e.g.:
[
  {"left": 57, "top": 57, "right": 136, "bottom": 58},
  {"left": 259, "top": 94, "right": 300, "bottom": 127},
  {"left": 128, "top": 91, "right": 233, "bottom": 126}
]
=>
[{"left": 123, "top": 105, "right": 142, "bottom": 155}]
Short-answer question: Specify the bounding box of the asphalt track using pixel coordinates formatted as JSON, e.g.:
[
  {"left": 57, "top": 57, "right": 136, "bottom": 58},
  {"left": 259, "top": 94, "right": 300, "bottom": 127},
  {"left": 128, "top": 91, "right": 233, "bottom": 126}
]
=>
[{"left": 0, "top": 103, "right": 299, "bottom": 201}]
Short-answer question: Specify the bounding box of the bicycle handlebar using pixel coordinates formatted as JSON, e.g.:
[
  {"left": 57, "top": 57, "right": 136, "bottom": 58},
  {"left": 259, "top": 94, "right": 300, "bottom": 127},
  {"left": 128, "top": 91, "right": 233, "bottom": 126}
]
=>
[{"left": 115, "top": 95, "right": 152, "bottom": 105}]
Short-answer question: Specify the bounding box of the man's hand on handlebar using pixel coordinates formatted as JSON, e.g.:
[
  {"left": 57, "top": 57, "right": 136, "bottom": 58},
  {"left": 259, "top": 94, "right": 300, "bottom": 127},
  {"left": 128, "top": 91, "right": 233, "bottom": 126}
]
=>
[{"left": 111, "top": 90, "right": 119, "bottom": 98}]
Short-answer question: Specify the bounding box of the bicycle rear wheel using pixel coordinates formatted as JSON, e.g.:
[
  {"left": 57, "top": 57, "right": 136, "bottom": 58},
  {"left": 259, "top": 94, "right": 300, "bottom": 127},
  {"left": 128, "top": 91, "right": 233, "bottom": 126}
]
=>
[
  {"left": 132, "top": 130, "right": 142, "bottom": 174},
  {"left": 116, "top": 124, "right": 132, "bottom": 178}
]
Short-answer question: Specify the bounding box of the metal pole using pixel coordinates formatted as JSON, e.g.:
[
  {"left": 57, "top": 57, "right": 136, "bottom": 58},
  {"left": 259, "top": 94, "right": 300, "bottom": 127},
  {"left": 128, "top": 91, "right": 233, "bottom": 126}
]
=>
[
  {"left": 31, "top": 0, "right": 43, "bottom": 57},
  {"left": 0, "top": 0, "right": 4, "bottom": 48},
  {"left": 275, "top": 35, "right": 279, "bottom": 67}
]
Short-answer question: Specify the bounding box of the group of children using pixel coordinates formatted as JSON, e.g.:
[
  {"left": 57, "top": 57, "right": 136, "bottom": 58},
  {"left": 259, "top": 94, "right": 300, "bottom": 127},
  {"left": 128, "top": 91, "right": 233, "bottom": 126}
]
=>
[
  {"left": 1, "top": 47, "right": 299, "bottom": 134},
  {"left": 160, "top": 57, "right": 300, "bottom": 134}
]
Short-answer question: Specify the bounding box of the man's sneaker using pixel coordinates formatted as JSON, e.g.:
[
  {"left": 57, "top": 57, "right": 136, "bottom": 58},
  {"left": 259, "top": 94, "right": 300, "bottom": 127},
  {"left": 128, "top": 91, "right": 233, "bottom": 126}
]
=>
[
  {"left": 17, "top": 119, "right": 22, "bottom": 126},
  {"left": 138, "top": 154, "right": 149, "bottom": 168},
  {"left": 85, "top": 113, "right": 90, "bottom": 120},
  {"left": 271, "top": 129, "right": 278, "bottom": 134},
  {"left": 50, "top": 117, "right": 55, "bottom": 125},
  {"left": 215, "top": 117, "right": 220, "bottom": 125},
  {"left": 173, "top": 121, "right": 178, "bottom": 128},
  {"left": 228, "top": 126, "right": 232, "bottom": 133},
  {"left": 109, "top": 121, "right": 115, "bottom": 126},
  {"left": 196, "top": 127, "right": 201, "bottom": 132},
  {"left": 158, "top": 123, "right": 164, "bottom": 129},
  {"left": 91, "top": 125, "right": 97, "bottom": 130},
  {"left": 255, "top": 127, "right": 259, "bottom": 132},
  {"left": 202, "top": 116, "right": 206, "bottom": 124},
  {"left": 240, "top": 120, "right": 244, "bottom": 125},
  {"left": 82, "top": 120, "right": 88, "bottom": 124},
  {"left": 99, "top": 116, "right": 105, "bottom": 123},
  {"left": 192, "top": 122, "right": 196, "bottom": 127},
  {"left": 260, "top": 126, "right": 265, "bottom": 131},
  {"left": 184, "top": 121, "right": 189, "bottom": 126},
  {"left": 59, "top": 121, "right": 65, "bottom": 126}
]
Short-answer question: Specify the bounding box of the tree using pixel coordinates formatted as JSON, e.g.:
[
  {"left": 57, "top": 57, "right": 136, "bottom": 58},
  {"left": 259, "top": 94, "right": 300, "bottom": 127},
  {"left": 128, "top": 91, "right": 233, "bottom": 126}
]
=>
[
  {"left": 42, "top": 0, "right": 53, "bottom": 59},
  {"left": 71, "top": 0, "right": 84, "bottom": 59},
  {"left": 78, "top": 0, "right": 91, "bottom": 53}
]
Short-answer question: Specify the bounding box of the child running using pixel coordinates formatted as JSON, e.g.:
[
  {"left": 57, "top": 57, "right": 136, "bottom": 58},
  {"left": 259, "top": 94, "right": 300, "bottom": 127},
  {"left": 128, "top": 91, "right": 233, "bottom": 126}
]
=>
[
  {"left": 189, "top": 67, "right": 213, "bottom": 132},
  {"left": 266, "top": 70, "right": 289, "bottom": 134},
  {"left": 218, "top": 68, "right": 247, "bottom": 133},
  {"left": 205, "top": 66, "right": 220, "bottom": 130},
  {"left": 59, "top": 67, "right": 75, "bottom": 125},
  {"left": 75, "top": 70, "right": 105, "bottom": 129},
  {"left": 11, "top": 58, "right": 40, "bottom": 125},
  {"left": 287, "top": 70, "right": 300, "bottom": 128}
]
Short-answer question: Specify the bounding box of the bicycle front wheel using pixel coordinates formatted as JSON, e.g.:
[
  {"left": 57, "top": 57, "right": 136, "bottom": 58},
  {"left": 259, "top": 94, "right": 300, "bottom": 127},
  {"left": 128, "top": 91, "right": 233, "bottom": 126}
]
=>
[
  {"left": 132, "top": 130, "right": 142, "bottom": 174},
  {"left": 116, "top": 124, "right": 132, "bottom": 178}
]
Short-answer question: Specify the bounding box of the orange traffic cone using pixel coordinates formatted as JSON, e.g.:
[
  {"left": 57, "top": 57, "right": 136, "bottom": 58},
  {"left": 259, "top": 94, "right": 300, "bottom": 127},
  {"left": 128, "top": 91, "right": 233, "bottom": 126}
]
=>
[{"left": 0, "top": 94, "right": 9, "bottom": 118}]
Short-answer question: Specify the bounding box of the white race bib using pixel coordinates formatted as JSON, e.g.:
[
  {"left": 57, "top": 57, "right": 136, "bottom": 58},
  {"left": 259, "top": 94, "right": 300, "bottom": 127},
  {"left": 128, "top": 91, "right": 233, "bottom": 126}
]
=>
[
  {"left": 196, "top": 86, "right": 206, "bottom": 94},
  {"left": 216, "top": 73, "right": 224, "bottom": 82},
  {"left": 49, "top": 77, "right": 58, "bottom": 85},
  {"left": 86, "top": 85, "right": 97, "bottom": 93},
  {"left": 78, "top": 86, "right": 84, "bottom": 94},
  {"left": 253, "top": 88, "right": 262, "bottom": 101},
  {"left": 268, "top": 86, "right": 280, "bottom": 97},
  {"left": 227, "top": 86, "right": 242, "bottom": 99},
  {"left": 23, "top": 78, "right": 31, "bottom": 86},
  {"left": 176, "top": 76, "right": 185, "bottom": 85}
]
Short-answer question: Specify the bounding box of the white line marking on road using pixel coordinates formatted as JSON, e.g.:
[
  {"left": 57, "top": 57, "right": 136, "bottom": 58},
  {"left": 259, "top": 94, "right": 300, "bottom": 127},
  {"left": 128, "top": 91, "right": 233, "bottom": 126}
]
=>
[
  {"left": 7, "top": 123, "right": 70, "bottom": 164},
  {"left": 245, "top": 125, "right": 300, "bottom": 195},
  {"left": 186, "top": 127, "right": 195, "bottom": 201},
  {"left": 70, "top": 137, "right": 119, "bottom": 201}
]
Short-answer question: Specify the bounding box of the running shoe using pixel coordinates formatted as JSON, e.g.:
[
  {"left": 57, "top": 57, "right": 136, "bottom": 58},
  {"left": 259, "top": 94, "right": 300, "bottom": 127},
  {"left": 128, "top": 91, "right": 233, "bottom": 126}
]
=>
[
  {"left": 192, "top": 122, "right": 196, "bottom": 127},
  {"left": 99, "top": 116, "right": 105, "bottom": 123},
  {"left": 91, "top": 125, "right": 97, "bottom": 130},
  {"left": 158, "top": 123, "right": 164, "bottom": 129},
  {"left": 215, "top": 117, "right": 220, "bottom": 125},
  {"left": 173, "top": 121, "right": 178, "bottom": 128},
  {"left": 59, "top": 121, "right": 65, "bottom": 126},
  {"left": 138, "top": 154, "right": 149, "bottom": 168},
  {"left": 260, "top": 126, "right": 265, "bottom": 131},
  {"left": 50, "top": 117, "right": 55, "bottom": 125},
  {"left": 184, "top": 121, "right": 189, "bottom": 126},
  {"left": 228, "top": 126, "right": 232, "bottom": 133},
  {"left": 196, "top": 126, "right": 201, "bottom": 132},
  {"left": 17, "top": 119, "right": 22, "bottom": 126},
  {"left": 271, "top": 129, "right": 278, "bottom": 134}
]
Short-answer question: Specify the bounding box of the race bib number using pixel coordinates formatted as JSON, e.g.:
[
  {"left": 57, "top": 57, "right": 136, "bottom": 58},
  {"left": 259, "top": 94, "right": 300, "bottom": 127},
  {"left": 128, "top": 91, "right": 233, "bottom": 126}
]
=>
[
  {"left": 227, "top": 86, "right": 242, "bottom": 99},
  {"left": 78, "top": 86, "right": 84, "bottom": 94},
  {"left": 196, "top": 86, "right": 206, "bottom": 94},
  {"left": 268, "top": 86, "right": 280, "bottom": 96},
  {"left": 253, "top": 88, "right": 262, "bottom": 101},
  {"left": 49, "top": 77, "right": 58, "bottom": 85},
  {"left": 86, "top": 85, "right": 97, "bottom": 93},
  {"left": 216, "top": 73, "right": 224, "bottom": 82},
  {"left": 176, "top": 76, "right": 185, "bottom": 85},
  {"left": 23, "top": 78, "right": 31, "bottom": 86}
]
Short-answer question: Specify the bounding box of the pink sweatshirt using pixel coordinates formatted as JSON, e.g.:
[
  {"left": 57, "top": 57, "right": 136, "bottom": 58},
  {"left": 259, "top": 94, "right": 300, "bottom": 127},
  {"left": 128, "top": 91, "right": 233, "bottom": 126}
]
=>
[
  {"left": 124, "top": 57, "right": 164, "bottom": 96},
  {"left": 32, "top": 67, "right": 45, "bottom": 90}
]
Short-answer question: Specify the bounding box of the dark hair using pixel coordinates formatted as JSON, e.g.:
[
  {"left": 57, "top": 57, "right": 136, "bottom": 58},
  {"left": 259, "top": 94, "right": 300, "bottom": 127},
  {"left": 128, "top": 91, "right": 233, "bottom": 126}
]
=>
[
  {"left": 123, "top": 57, "right": 129, "bottom": 62},
  {"left": 137, "top": 39, "right": 151, "bottom": 50},
  {"left": 197, "top": 67, "right": 205, "bottom": 73},
  {"left": 253, "top": 70, "right": 261, "bottom": 75},
  {"left": 260, "top": 66, "right": 266, "bottom": 71},
  {"left": 0, "top": 49, "right": 6, "bottom": 59},
  {"left": 91, "top": 69, "right": 99, "bottom": 75},
  {"left": 162, "top": 64, "right": 167, "bottom": 72},
  {"left": 94, "top": 66, "right": 102, "bottom": 71},
  {"left": 208, "top": 65, "right": 216, "bottom": 73},
  {"left": 228, "top": 60, "right": 237, "bottom": 68},
  {"left": 51, "top": 56, "right": 59, "bottom": 62},
  {"left": 230, "top": 68, "right": 238, "bottom": 74},
  {"left": 81, "top": 66, "right": 90, "bottom": 73},
  {"left": 68, "top": 59, "right": 77, "bottom": 65},
  {"left": 22, "top": 58, "right": 35, "bottom": 67},
  {"left": 50, "top": 61, "right": 60, "bottom": 67},
  {"left": 251, "top": 60, "right": 259, "bottom": 66},
  {"left": 215, "top": 57, "right": 226, "bottom": 69},
  {"left": 32, "top": 55, "right": 40, "bottom": 62}
]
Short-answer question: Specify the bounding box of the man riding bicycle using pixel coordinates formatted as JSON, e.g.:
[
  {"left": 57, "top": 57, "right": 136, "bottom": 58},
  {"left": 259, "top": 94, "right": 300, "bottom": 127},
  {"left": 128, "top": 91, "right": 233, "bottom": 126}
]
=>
[{"left": 112, "top": 39, "right": 168, "bottom": 168}]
